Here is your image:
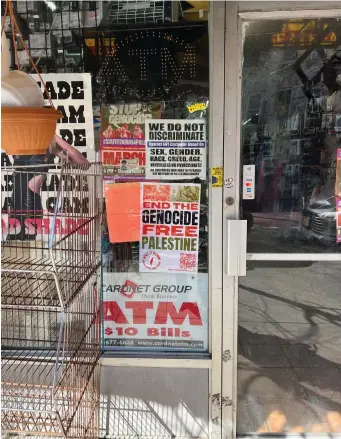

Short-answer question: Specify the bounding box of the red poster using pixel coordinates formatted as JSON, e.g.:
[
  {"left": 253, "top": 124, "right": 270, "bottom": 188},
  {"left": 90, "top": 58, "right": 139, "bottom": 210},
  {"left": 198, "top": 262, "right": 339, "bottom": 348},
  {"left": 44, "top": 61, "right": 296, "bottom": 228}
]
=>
[{"left": 100, "top": 103, "right": 162, "bottom": 182}]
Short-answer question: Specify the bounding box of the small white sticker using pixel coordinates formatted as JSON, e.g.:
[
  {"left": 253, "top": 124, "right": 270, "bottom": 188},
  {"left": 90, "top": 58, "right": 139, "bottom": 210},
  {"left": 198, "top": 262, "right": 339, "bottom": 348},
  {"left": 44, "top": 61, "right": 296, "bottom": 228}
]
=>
[
  {"left": 243, "top": 165, "right": 255, "bottom": 200},
  {"left": 224, "top": 177, "right": 234, "bottom": 188}
]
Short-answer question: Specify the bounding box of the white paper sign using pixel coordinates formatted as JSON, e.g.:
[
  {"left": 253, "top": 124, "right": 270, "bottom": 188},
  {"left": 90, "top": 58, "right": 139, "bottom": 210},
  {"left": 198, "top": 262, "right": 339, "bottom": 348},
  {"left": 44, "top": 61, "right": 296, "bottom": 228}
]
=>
[
  {"left": 31, "top": 73, "right": 95, "bottom": 157},
  {"left": 103, "top": 272, "right": 208, "bottom": 351},
  {"left": 145, "top": 119, "right": 206, "bottom": 180}
]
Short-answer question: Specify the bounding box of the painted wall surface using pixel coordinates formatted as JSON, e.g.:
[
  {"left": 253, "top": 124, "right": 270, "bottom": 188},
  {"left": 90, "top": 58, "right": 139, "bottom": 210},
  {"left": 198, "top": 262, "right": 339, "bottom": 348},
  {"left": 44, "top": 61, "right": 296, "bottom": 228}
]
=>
[{"left": 100, "top": 367, "right": 209, "bottom": 438}]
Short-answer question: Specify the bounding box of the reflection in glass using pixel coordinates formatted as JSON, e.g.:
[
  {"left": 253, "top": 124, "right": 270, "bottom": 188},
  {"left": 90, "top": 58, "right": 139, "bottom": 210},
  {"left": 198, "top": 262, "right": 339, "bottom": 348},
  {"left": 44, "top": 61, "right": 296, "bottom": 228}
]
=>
[
  {"left": 241, "top": 18, "right": 341, "bottom": 253},
  {"left": 238, "top": 261, "right": 341, "bottom": 434}
]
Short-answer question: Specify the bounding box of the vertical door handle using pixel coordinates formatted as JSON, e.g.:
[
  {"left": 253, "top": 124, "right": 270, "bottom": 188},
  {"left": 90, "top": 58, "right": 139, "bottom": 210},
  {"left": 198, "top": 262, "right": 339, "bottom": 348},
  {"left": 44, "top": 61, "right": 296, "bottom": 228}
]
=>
[{"left": 226, "top": 220, "right": 247, "bottom": 276}]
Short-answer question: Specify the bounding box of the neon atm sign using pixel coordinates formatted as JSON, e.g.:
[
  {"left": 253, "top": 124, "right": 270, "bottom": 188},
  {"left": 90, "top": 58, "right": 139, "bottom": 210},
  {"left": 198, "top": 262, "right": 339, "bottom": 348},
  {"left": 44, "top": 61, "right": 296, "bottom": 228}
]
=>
[{"left": 272, "top": 20, "right": 337, "bottom": 47}]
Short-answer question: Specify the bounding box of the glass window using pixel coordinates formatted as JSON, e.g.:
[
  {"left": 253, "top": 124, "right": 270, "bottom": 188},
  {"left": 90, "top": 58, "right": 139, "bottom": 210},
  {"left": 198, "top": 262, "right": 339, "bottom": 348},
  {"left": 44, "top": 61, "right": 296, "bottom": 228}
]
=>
[
  {"left": 241, "top": 18, "right": 341, "bottom": 253},
  {"left": 97, "top": 11, "right": 210, "bottom": 354},
  {"left": 238, "top": 260, "right": 341, "bottom": 434}
]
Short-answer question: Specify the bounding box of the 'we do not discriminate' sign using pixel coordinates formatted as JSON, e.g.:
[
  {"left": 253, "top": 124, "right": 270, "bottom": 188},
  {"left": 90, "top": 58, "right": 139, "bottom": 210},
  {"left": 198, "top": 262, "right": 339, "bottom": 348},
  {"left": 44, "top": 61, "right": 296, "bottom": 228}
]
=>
[{"left": 145, "top": 119, "right": 206, "bottom": 180}]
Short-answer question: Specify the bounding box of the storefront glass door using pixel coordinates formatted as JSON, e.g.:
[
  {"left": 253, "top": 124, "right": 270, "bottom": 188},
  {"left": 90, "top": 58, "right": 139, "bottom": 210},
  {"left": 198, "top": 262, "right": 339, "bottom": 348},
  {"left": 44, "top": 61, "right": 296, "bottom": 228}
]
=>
[{"left": 237, "top": 14, "right": 341, "bottom": 435}]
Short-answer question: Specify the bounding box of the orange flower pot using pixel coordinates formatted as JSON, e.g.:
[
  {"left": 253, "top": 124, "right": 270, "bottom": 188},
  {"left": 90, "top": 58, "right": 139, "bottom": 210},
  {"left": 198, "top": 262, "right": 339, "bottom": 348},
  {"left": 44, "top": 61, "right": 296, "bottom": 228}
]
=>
[{"left": 1, "top": 107, "right": 62, "bottom": 155}]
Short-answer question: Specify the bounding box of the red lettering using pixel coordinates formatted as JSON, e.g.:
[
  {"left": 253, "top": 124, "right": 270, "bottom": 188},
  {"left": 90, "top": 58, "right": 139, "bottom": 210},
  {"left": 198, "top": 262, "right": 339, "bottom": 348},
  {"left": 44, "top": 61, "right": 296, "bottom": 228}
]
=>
[
  {"left": 31, "top": 218, "right": 50, "bottom": 235},
  {"left": 102, "top": 151, "right": 117, "bottom": 165},
  {"left": 154, "top": 302, "right": 203, "bottom": 326},
  {"left": 52, "top": 218, "right": 59, "bottom": 234},
  {"left": 148, "top": 202, "right": 171, "bottom": 209},
  {"left": 63, "top": 218, "right": 78, "bottom": 234},
  {"left": 155, "top": 225, "right": 170, "bottom": 236},
  {"left": 5, "top": 218, "right": 21, "bottom": 234},
  {"left": 185, "top": 226, "right": 197, "bottom": 237},
  {"left": 137, "top": 152, "right": 145, "bottom": 166},
  {"left": 103, "top": 301, "right": 129, "bottom": 324},
  {"left": 142, "top": 224, "right": 154, "bottom": 234},
  {"left": 42, "top": 218, "right": 50, "bottom": 234},
  {"left": 24, "top": 218, "right": 38, "bottom": 235},
  {"left": 104, "top": 301, "right": 203, "bottom": 326},
  {"left": 147, "top": 328, "right": 159, "bottom": 336},
  {"left": 76, "top": 218, "right": 89, "bottom": 235},
  {"left": 179, "top": 203, "right": 192, "bottom": 210},
  {"left": 126, "top": 301, "right": 153, "bottom": 324},
  {"left": 171, "top": 226, "right": 183, "bottom": 236}
]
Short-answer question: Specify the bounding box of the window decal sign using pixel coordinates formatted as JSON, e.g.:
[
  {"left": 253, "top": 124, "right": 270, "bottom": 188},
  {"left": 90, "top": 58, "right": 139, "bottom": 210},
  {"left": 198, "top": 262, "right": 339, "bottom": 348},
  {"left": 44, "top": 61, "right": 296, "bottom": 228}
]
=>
[
  {"left": 243, "top": 164, "right": 255, "bottom": 200},
  {"left": 139, "top": 183, "right": 201, "bottom": 274},
  {"left": 103, "top": 272, "right": 208, "bottom": 351},
  {"left": 187, "top": 102, "right": 208, "bottom": 113}
]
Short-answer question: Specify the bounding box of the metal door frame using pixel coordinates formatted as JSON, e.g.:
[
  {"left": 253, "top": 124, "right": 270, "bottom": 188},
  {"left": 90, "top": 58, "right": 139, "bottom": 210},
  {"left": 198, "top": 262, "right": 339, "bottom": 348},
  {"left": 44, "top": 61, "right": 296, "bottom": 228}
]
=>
[{"left": 222, "top": 2, "right": 341, "bottom": 439}]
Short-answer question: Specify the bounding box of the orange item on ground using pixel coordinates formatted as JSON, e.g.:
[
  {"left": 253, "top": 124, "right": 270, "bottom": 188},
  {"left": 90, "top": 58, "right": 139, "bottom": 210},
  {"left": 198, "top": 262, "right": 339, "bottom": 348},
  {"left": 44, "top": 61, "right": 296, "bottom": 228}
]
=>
[{"left": 104, "top": 182, "right": 141, "bottom": 243}]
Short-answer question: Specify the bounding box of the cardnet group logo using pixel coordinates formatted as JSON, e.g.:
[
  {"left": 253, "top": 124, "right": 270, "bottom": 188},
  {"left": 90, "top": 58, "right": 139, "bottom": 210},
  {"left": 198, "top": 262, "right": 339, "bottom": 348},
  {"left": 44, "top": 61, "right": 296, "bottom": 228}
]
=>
[{"left": 119, "top": 279, "right": 139, "bottom": 298}]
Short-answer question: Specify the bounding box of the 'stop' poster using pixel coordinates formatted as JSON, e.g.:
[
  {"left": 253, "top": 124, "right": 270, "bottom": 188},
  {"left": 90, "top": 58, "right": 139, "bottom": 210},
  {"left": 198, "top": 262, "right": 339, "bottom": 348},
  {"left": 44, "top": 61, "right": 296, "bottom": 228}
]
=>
[
  {"left": 100, "top": 103, "right": 162, "bottom": 181},
  {"left": 145, "top": 119, "right": 206, "bottom": 180}
]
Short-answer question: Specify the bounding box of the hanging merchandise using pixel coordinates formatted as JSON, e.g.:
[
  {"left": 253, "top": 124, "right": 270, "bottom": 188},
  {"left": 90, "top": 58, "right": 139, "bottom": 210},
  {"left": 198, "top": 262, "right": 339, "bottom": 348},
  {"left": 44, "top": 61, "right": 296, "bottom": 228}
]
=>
[{"left": 1, "top": 0, "right": 61, "bottom": 156}]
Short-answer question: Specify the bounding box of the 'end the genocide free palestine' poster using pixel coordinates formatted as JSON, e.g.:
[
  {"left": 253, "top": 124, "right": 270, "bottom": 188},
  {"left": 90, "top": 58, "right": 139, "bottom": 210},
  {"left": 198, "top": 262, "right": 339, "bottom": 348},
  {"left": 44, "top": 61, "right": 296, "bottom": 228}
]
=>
[
  {"left": 139, "top": 182, "right": 201, "bottom": 274},
  {"left": 145, "top": 119, "right": 206, "bottom": 180}
]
